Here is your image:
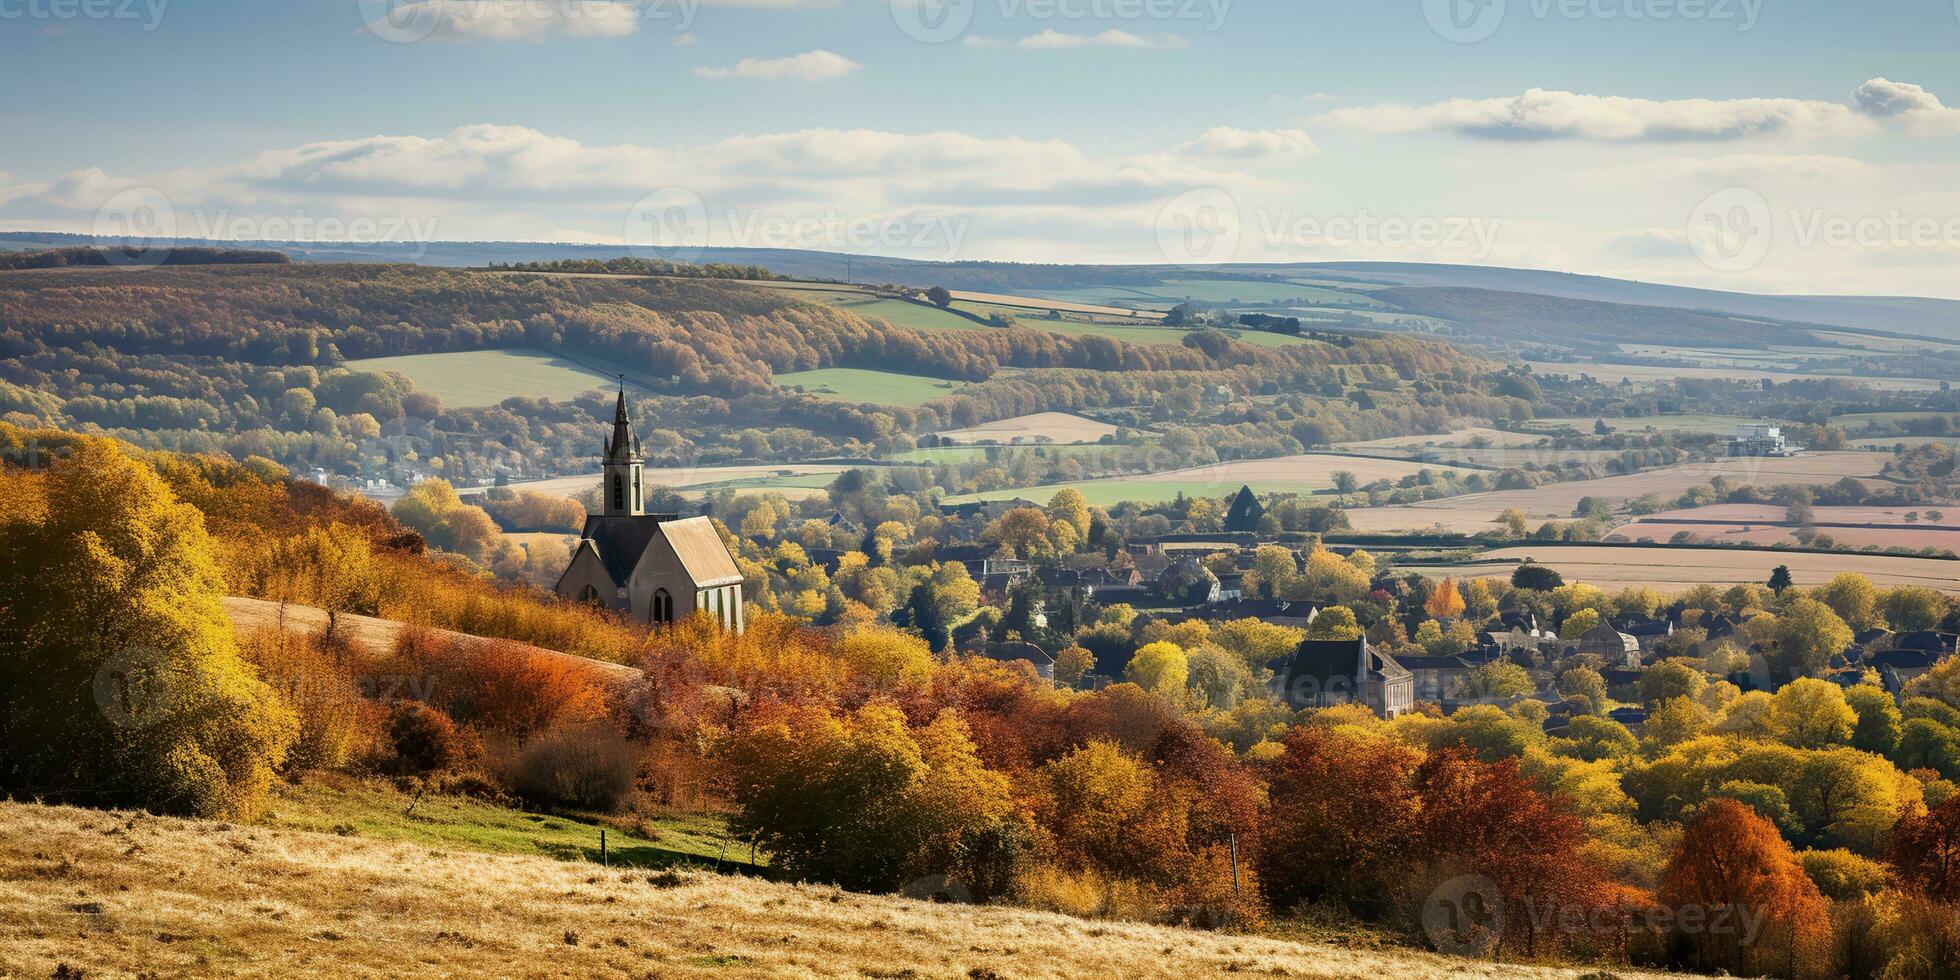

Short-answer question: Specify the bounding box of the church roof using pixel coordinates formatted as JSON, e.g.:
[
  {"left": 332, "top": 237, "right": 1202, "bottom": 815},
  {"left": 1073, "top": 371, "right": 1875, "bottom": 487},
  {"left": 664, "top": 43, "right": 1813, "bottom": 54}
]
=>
[
  {"left": 659, "top": 516, "right": 744, "bottom": 588},
  {"left": 579, "top": 514, "right": 668, "bottom": 586}
]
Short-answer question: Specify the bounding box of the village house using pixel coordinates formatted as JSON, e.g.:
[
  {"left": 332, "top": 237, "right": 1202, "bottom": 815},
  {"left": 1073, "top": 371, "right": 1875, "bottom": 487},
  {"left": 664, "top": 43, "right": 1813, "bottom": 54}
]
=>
[
  {"left": 1280, "top": 635, "right": 1415, "bottom": 719},
  {"left": 554, "top": 388, "right": 746, "bottom": 633},
  {"left": 1573, "top": 621, "right": 1644, "bottom": 670}
]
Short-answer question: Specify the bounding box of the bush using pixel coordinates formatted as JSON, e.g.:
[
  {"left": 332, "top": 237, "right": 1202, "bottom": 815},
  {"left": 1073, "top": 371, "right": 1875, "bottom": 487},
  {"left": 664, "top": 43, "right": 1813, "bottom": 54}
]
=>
[
  {"left": 508, "top": 724, "right": 638, "bottom": 812},
  {"left": 390, "top": 628, "right": 609, "bottom": 739},
  {"left": 386, "top": 702, "right": 466, "bottom": 775},
  {"left": 238, "top": 627, "right": 379, "bottom": 773}
]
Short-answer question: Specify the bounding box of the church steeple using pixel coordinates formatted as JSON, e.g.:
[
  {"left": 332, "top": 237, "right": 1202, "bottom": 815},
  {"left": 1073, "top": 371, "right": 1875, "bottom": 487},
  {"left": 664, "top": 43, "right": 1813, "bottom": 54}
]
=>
[{"left": 601, "top": 378, "right": 644, "bottom": 516}]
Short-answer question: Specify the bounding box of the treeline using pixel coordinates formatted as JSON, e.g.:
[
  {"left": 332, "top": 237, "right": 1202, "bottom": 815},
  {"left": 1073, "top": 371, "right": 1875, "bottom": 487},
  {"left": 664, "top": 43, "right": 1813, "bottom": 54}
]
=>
[
  {"left": 0, "top": 245, "right": 290, "bottom": 270},
  {"left": 487, "top": 257, "right": 780, "bottom": 280}
]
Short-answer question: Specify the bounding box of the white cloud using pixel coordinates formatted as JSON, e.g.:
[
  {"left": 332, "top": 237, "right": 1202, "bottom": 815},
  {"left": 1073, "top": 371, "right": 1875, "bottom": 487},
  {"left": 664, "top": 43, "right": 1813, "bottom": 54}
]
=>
[
  {"left": 1175, "top": 127, "right": 1317, "bottom": 159},
  {"left": 369, "top": 1, "right": 643, "bottom": 43},
  {"left": 693, "top": 50, "right": 862, "bottom": 81},
  {"left": 1853, "top": 77, "right": 1960, "bottom": 136},
  {"left": 1017, "top": 29, "right": 1187, "bottom": 50},
  {"left": 1313, "top": 87, "right": 1869, "bottom": 143}
]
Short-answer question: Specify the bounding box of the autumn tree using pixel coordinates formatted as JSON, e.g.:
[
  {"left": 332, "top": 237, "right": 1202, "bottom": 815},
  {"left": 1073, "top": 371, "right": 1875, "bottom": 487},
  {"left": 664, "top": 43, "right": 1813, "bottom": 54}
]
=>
[
  {"left": 1657, "top": 798, "right": 1828, "bottom": 977},
  {"left": 1769, "top": 598, "right": 1854, "bottom": 680},
  {"left": 1125, "top": 641, "right": 1189, "bottom": 696},
  {"left": 1304, "top": 605, "right": 1360, "bottom": 642},
  {"left": 723, "top": 701, "right": 1019, "bottom": 892},
  {"left": 1888, "top": 792, "right": 1960, "bottom": 902},
  {"left": 1258, "top": 726, "right": 1420, "bottom": 914},
  {"left": 1769, "top": 678, "right": 1857, "bottom": 750},
  {"left": 1425, "top": 577, "right": 1466, "bottom": 621},
  {"left": 1813, "top": 573, "right": 1884, "bottom": 631},
  {"left": 0, "top": 438, "right": 296, "bottom": 817}
]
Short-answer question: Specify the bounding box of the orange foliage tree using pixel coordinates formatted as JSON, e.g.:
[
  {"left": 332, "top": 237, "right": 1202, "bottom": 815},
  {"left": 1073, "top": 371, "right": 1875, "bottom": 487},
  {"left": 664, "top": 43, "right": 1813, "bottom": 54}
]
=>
[
  {"left": 1888, "top": 792, "right": 1960, "bottom": 902},
  {"left": 1656, "top": 798, "right": 1829, "bottom": 977}
]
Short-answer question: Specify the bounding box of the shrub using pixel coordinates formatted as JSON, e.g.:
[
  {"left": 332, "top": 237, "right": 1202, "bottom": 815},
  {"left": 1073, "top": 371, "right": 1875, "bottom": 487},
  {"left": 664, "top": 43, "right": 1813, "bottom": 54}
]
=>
[
  {"left": 391, "top": 629, "right": 609, "bottom": 739},
  {"left": 238, "top": 627, "right": 379, "bottom": 773},
  {"left": 386, "top": 702, "right": 465, "bottom": 775},
  {"left": 508, "top": 724, "right": 638, "bottom": 812}
]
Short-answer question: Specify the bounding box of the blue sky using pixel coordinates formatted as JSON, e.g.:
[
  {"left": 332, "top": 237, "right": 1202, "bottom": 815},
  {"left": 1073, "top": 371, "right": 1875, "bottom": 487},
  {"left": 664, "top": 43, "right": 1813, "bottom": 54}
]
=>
[{"left": 5, "top": 0, "right": 1960, "bottom": 296}]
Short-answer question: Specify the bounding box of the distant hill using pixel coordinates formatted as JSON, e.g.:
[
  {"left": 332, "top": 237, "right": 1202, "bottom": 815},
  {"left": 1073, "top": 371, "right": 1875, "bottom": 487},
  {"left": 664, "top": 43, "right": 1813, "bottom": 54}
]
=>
[{"left": 5, "top": 231, "right": 1956, "bottom": 343}]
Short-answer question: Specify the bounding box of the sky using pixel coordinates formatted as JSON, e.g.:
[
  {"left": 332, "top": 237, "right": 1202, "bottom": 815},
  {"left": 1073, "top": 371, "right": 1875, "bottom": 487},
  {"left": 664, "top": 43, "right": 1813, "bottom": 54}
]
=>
[{"left": 4, "top": 0, "right": 1960, "bottom": 297}]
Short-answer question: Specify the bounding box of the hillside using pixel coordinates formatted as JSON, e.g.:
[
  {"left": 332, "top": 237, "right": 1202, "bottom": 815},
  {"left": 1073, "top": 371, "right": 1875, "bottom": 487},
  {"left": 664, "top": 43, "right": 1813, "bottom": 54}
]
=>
[{"left": 0, "top": 799, "right": 1666, "bottom": 979}]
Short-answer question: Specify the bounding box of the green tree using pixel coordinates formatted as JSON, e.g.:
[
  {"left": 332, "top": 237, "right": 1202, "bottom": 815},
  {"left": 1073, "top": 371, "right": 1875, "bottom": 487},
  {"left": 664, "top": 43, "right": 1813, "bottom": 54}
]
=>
[
  {"left": 1768, "top": 565, "right": 1794, "bottom": 594},
  {"left": 1557, "top": 667, "right": 1608, "bottom": 715},
  {"left": 1843, "top": 684, "right": 1903, "bottom": 756},
  {"left": 1330, "top": 470, "right": 1359, "bottom": 505},
  {"left": 0, "top": 439, "right": 296, "bottom": 818},
  {"left": 1813, "top": 573, "right": 1884, "bottom": 631},
  {"left": 1125, "top": 641, "right": 1190, "bottom": 696},
  {"left": 1304, "top": 605, "right": 1360, "bottom": 641},
  {"left": 1880, "top": 586, "right": 1949, "bottom": 633},
  {"left": 1769, "top": 598, "right": 1854, "bottom": 679}
]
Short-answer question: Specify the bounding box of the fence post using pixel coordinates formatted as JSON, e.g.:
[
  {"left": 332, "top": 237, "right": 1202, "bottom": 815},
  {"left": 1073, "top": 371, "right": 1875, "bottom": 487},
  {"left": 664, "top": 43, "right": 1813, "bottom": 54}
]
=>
[{"left": 601, "top": 829, "right": 608, "bottom": 867}]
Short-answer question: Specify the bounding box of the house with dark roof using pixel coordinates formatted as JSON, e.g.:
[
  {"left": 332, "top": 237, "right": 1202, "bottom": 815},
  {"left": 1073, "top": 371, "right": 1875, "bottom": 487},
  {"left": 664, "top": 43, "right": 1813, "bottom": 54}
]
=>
[
  {"left": 1871, "top": 648, "right": 1943, "bottom": 699},
  {"left": 1279, "top": 636, "right": 1414, "bottom": 718},
  {"left": 554, "top": 388, "right": 745, "bottom": 633},
  {"left": 1575, "top": 622, "right": 1643, "bottom": 669},
  {"left": 1395, "top": 654, "right": 1475, "bottom": 703}
]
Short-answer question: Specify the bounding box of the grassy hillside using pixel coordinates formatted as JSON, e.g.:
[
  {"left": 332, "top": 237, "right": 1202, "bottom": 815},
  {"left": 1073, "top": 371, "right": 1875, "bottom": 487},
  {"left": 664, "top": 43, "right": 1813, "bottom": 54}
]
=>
[{"left": 0, "top": 798, "right": 1666, "bottom": 979}]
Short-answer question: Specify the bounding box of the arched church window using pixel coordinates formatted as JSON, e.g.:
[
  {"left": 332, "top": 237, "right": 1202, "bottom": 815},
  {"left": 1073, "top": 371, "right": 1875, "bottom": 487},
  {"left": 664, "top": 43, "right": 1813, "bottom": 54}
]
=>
[
  {"left": 577, "top": 585, "right": 601, "bottom": 605},
  {"left": 651, "top": 588, "right": 672, "bottom": 624},
  {"left": 612, "top": 475, "right": 624, "bottom": 511}
]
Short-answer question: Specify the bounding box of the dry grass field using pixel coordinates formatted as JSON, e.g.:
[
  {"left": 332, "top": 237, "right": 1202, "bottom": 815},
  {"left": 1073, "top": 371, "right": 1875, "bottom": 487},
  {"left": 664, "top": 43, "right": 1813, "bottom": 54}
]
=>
[
  {"left": 1340, "top": 453, "right": 1891, "bottom": 533},
  {"left": 1337, "top": 428, "right": 1553, "bottom": 451},
  {"left": 1605, "top": 521, "right": 1960, "bottom": 552},
  {"left": 1399, "top": 546, "right": 1960, "bottom": 592},
  {"left": 221, "top": 597, "right": 636, "bottom": 679},
  {"left": 935, "top": 412, "right": 1119, "bottom": 445},
  {"left": 1524, "top": 361, "right": 1945, "bottom": 392},
  {"left": 0, "top": 800, "right": 1665, "bottom": 980}
]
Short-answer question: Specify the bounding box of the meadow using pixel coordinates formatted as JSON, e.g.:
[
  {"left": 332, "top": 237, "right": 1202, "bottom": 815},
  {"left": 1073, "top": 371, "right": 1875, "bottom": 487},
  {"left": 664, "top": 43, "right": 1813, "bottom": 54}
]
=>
[
  {"left": 773, "top": 368, "right": 968, "bottom": 407},
  {"left": 1397, "top": 545, "right": 1960, "bottom": 592},
  {"left": 344, "top": 348, "right": 617, "bottom": 408},
  {"left": 1523, "top": 414, "right": 1775, "bottom": 436},
  {"left": 0, "top": 799, "right": 1640, "bottom": 980}
]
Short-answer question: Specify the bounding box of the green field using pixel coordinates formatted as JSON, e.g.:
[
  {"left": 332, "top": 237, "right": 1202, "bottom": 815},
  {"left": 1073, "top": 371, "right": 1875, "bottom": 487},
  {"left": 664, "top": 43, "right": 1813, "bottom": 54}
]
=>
[
  {"left": 346, "top": 348, "right": 614, "bottom": 408},
  {"left": 775, "top": 368, "right": 968, "bottom": 407},
  {"left": 261, "top": 775, "right": 757, "bottom": 871},
  {"left": 1031, "top": 319, "right": 1309, "bottom": 348}
]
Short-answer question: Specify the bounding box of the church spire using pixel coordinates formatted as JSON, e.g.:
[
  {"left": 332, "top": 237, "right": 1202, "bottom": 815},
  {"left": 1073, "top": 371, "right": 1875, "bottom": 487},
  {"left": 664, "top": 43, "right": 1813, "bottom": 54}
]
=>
[
  {"left": 603, "top": 377, "right": 639, "bottom": 464},
  {"left": 600, "top": 377, "right": 646, "bottom": 517}
]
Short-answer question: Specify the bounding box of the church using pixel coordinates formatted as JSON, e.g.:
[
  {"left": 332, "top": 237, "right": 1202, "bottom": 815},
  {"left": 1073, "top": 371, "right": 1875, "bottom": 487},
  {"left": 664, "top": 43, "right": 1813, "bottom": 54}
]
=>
[{"left": 554, "top": 388, "right": 746, "bottom": 633}]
